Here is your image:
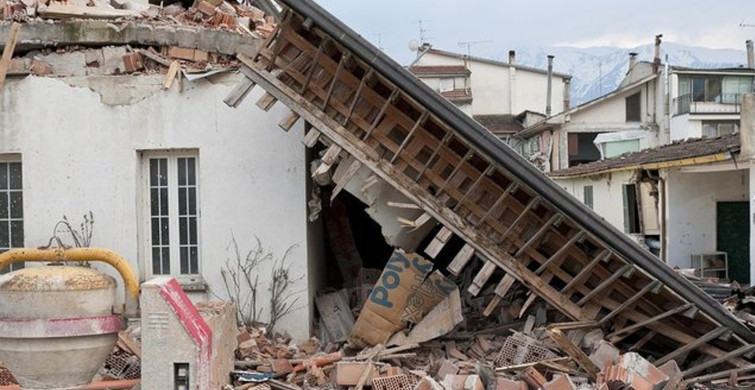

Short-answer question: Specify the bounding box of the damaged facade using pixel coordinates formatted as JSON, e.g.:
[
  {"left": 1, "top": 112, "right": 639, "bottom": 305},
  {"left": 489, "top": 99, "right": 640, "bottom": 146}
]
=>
[{"left": 1, "top": 0, "right": 755, "bottom": 390}]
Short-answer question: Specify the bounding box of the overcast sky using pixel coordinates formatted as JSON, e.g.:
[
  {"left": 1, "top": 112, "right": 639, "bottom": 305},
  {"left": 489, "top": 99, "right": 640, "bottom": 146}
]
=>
[{"left": 313, "top": 0, "right": 755, "bottom": 65}]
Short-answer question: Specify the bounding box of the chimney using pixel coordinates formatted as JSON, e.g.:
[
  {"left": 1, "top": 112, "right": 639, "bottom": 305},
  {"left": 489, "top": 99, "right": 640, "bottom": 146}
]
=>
[
  {"left": 653, "top": 34, "right": 663, "bottom": 73},
  {"left": 747, "top": 40, "right": 754, "bottom": 69},
  {"left": 628, "top": 52, "right": 638, "bottom": 69},
  {"left": 563, "top": 76, "right": 571, "bottom": 111},
  {"left": 546, "top": 55, "right": 554, "bottom": 116},
  {"left": 508, "top": 50, "right": 516, "bottom": 64},
  {"left": 740, "top": 93, "right": 755, "bottom": 160}
]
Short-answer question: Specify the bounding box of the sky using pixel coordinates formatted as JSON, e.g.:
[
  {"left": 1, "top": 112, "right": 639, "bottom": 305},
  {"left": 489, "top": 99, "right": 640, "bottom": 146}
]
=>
[{"left": 312, "top": 0, "right": 755, "bottom": 65}]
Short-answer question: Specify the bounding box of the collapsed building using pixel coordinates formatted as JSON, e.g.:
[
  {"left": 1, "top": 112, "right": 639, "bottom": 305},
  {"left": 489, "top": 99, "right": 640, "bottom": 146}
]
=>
[{"left": 2, "top": 0, "right": 755, "bottom": 389}]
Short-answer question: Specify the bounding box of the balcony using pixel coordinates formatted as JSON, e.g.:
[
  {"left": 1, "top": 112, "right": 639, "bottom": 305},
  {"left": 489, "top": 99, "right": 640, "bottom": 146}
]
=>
[{"left": 674, "top": 93, "right": 742, "bottom": 116}]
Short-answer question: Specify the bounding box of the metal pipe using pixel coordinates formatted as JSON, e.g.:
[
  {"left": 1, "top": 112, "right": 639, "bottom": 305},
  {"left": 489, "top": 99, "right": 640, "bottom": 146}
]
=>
[
  {"left": 0, "top": 248, "right": 139, "bottom": 299},
  {"left": 546, "top": 55, "right": 554, "bottom": 116}
]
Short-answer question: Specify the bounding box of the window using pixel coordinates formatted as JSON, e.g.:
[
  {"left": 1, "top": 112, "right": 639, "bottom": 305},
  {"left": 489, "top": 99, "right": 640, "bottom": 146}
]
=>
[
  {"left": 567, "top": 133, "right": 602, "bottom": 166},
  {"left": 0, "top": 160, "right": 23, "bottom": 274},
  {"left": 583, "top": 186, "right": 593, "bottom": 209},
  {"left": 691, "top": 76, "right": 722, "bottom": 102},
  {"left": 702, "top": 120, "right": 739, "bottom": 138},
  {"left": 625, "top": 93, "right": 641, "bottom": 122},
  {"left": 142, "top": 151, "right": 200, "bottom": 278},
  {"left": 622, "top": 184, "right": 641, "bottom": 234}
]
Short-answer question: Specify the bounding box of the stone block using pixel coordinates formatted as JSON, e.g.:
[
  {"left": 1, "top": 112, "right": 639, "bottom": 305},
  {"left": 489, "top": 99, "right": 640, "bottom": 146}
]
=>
[{"left": 589, "top": 340, "right": 620, "bottom": 369}]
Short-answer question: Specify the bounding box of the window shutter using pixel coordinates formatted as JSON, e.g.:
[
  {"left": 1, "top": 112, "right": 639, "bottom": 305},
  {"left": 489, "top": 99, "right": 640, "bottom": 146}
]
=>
[{"left": 626, "top": 93, "right": 641, "bottom": 122}]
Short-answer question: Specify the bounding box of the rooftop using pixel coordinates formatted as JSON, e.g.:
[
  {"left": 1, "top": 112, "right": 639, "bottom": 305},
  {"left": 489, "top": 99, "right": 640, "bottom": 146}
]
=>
[
  {"left": 421, "top": 47, "right": 572, "bottom": 79},
  {"left": 473, "top": 114, "right": 523, "bottom": 135},
  {"left": 408, "top": 65, "right": 470, "bottom": 76},
  {"left": 549, "top": 133, "right": 741, "bottom": 178}
]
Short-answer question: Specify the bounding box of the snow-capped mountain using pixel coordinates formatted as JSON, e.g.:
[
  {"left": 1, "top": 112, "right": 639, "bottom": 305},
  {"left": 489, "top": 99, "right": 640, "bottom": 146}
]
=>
[{"left": 503, "top": 43, "right": 748, "bottom": 105}]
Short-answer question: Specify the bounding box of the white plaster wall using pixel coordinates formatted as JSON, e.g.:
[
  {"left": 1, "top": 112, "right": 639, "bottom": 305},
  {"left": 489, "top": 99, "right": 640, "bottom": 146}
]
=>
[
  {"left": 415, "top": 52, "right": 567, "bottom": 116},
  {"left": 0, "top": 74, "right": 313, "bottom": 340},
  {"left": 670, "top": 114, "right": 693, "bottom": 141},
  {"left": 665, "top": 168, "right": 748, "bottom": 268},
  {"left": 553, "top": 170, "right": 636, "bottom": 239}
]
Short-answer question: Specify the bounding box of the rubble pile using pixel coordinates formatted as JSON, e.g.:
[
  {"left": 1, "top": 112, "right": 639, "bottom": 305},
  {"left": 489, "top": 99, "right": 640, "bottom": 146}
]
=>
[
  {"left": 1, "top": 0, "right": 277, "bottom": 38},
  {"left": 0, "top": 0, "right": 277, "bottom": 81},
  {"left": 224, "top": 250, "right": 731, "bottom": 390}
]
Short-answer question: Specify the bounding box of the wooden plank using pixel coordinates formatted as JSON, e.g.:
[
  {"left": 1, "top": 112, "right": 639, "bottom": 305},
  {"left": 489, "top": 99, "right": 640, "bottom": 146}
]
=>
[
  {"left": 278, "top": 110, "right": 301, "bottom": 131},
  {"left": 607, "top": 303, "right": 694, "bottom": 340},
  {"left": 390, "top": 111, "right": 428, "bottom": 164},
  {"left": 483, "top": 296, "right": 502, "bottom": 317},
  {"left": 682, "top": 344, "right": 755, "bottom": 377},
  {"left": 256, "top": 92, "right": 278, "bottom": 111},
  {"left": 302, "top": 128, "right": 322, "bottom": 148},
  {"left": 514, "top": 214, "right": 562, "bottom": 257},
  {"left": 424, "top": 226, "right": 452, "bottom": 258},
  {"left": 468, "top": 261, "right": 497, "bottom": 296},
  {"left": 118, "top": 332, "right": 142, "bottom": 358},
  {"left": 546, "top": 327, "right": 599, "bottom": 381},
  {"left": 331, "top": 158, "right": 362, "bottom": 201},
  {"left": 315, "top": 290, "right": 355, "bottom": 343},
  {"left": 562, "top": 250, "right": 609, "bottom": 293},
  {"left": 342, "top": 68, "right": 373, "bottom": 125},
  {"left": 223, "top": 76, "right": 256, "bottom": 107},
  {"left": 655, "top": 327, "right": 732, "bottom": 366},
  {"left": 599, "top": 280, "right": 661, "bottom": 325},
  {"left": 535, "top": 231, "right": 585, "bottom": 274},
  {"left": 313, "top": 144, "right": 343, "bottom": 177},
  {"left": 577, "top": 264, "right": 634, "bottom": 306},
  {"left": 629, "top": 330, "right": 657, "bottom": 352},
  {"left": 0, "top": 22, "right": 21, "bottom": 89},
  {"left": 499, "top": 197, "right": 540, "bottom": 242},
  {"left": 447, "top": 243, "right": 475, "bottom": 276},
  {"left": 322, "top": 52, "right": 347, "bottom": 110}
]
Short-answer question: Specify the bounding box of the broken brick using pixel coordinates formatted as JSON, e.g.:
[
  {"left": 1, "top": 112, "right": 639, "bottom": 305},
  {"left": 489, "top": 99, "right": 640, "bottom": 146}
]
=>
[
  {"left": 196, "top": 0, "right": 216, "bottom": 16},
  {"left": 519, "top": 367, "right": 547, "bottom": 390},
  {"left": 269, "top": 358, "right": 293, "bottom": 376},
  {"left": 495, "top": 378, "right": 528, "bottom": 390},
  {"left": 414, "top": 376, "right": 443, "bottom": 390},
  {"left": 543, "top": 375, "right": 576, "bottom": 390},
  {"left": 435, "top": 360, "right": 458, "bottom": 381},
  {"left": 589, "top": 341, "right": 620, "bottom": 369},
  {"left": 442, "top": 375, "right": 484, "bottom": 390},
  {"left": 122, "top": 52, "right": 143, "bottom": 73},
  {"left": 334, "top": 362, "right": 375, "bottom": 386},
  {"left": 166, "top": 46, "right": 196, "bottom": 61}
]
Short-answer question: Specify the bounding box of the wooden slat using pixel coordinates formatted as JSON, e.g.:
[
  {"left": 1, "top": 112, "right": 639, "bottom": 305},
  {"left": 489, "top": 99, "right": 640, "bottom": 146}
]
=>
[
  {"left": 331, "top": 158, "right": 362, "bottom": 201},
  {"left": 278, "top": 110, "right": 301, "bottom": 131},
  {"left": 223, "top": 77, "right": 256, "bottom": 108},
  {"left": 599, "top": 280, "right": 661, "bottom": 325},
  {"left": 683, "top": 344, "right": 755, "bottom": 377},
  {"left": 391, "top": 111, "right": 428, "bottom": 164},
  {"left": 468, "top": 261, "right": 497, "bottom": 296},
  {"left": 535, "top": 231, "right": 585, "bottom": 274},
  {"left": 424, "top": 226, "right": 452, "bottom": 258},
  {"left": 577, "top": 264, "right": 634, "bottom": 306},
  {"left": 547, "top": 327, "right": 599, "bottom": 381},
  {"left": 0, "top": 22, "right": 22, "bottom": 88},
  {"left": 607, "top": 304, "right": 694, "bottom": 340},
  {"left": 655, "top": 327, "right": 732, "bottom": 366},
  {"left": 448, "top": 243, "right": 475, "bottom": 276},
  {"left": 562, "top": 250, "right": 610, "bottom": 293},
  {"left": 256, "top": 92, "right": 278, "bottom": 111},
  {"left": 514, "top": 214, "right": 562, "bottom": 258},
  {"left": 302, "top": 128, "right": 321, "bottom": 148}
]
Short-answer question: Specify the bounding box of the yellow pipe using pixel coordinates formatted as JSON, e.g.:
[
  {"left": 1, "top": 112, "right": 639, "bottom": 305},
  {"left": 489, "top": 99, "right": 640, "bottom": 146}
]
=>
[{"left": 0, "top": 248, "right": 139, "bottom": 298}]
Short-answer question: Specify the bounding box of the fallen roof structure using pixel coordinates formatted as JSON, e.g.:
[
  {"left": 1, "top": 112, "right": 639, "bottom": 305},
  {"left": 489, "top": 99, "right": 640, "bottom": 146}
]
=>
[{"left": 223, "top": 0, "right": 755, "bottom": 380}]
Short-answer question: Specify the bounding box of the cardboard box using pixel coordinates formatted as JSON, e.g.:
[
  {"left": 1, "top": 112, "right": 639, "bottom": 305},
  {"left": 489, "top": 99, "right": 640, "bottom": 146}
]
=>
[{"left": 347, "top": 250, "right": 433, "bottom": 348}]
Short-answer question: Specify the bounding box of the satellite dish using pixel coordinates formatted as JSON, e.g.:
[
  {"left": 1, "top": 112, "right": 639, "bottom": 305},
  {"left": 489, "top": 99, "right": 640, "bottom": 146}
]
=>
[{"left": 408, "top": 40, "right": 420, "bottom": 52}]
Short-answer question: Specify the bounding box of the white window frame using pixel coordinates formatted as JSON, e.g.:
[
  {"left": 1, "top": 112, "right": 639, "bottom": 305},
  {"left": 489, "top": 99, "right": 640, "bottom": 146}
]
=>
[
  {"left": 0, "top": 154, "right": 23, "bottom": 274},
  {"left": 139, "top": 150, "right": 203, "bottom": 286}
]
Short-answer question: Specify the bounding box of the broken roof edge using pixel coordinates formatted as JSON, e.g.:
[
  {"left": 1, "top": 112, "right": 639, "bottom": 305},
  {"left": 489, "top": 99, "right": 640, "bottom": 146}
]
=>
[
  {"left": 276, "top": 0, "right": 755, "bottom": 343},
  {"left": 550, "top": 152, "right": 735, "bottom": 179},
  {"left": 0, "top": 20, "right": 262, "bottom": 57}
]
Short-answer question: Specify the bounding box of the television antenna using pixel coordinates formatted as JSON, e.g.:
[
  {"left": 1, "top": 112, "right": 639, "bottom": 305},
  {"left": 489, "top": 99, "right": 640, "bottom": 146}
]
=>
[{"left": 458, "top": 40, "right": 492, "bottom": 57}]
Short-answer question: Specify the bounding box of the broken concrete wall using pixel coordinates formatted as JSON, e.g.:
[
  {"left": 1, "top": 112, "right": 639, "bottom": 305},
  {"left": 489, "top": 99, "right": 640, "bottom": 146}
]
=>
[{"left": 0, "top": 73, "right": 316, "bottom": 340}]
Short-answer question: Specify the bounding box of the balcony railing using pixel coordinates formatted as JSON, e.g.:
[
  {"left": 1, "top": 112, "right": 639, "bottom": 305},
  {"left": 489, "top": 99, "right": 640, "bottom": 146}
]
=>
[{"left": 674, "top": 93, "right": 742, "bottom": 116}]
